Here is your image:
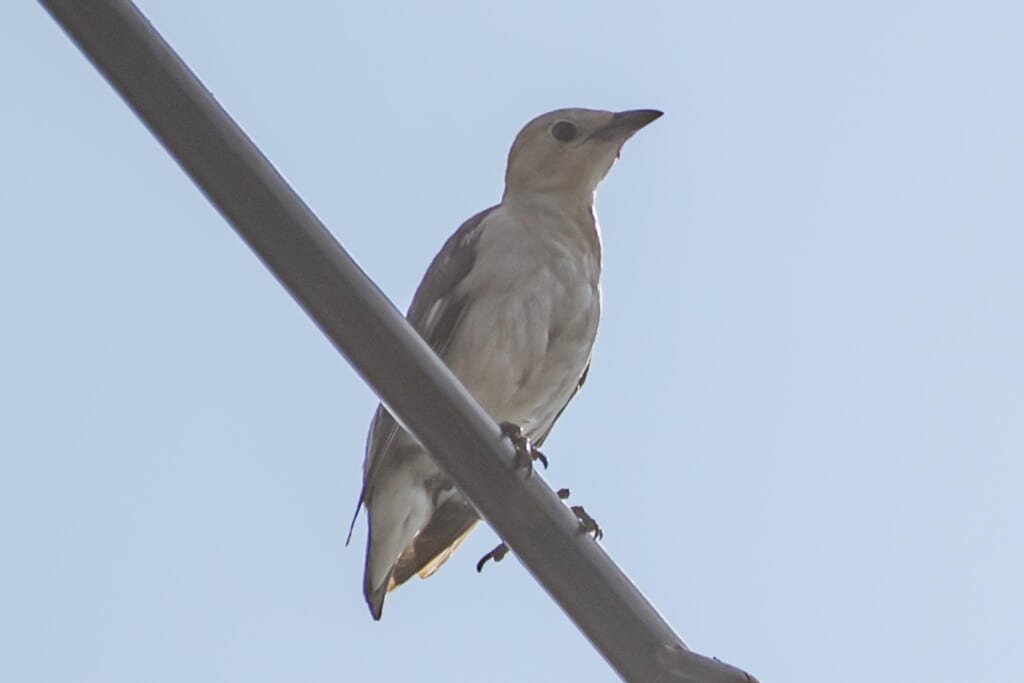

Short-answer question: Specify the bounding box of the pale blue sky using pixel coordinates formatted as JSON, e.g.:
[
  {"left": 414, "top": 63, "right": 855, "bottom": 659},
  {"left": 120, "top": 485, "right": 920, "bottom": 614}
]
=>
[{"left": 2, "top": 2, "right": 1022, "bottom": 681}]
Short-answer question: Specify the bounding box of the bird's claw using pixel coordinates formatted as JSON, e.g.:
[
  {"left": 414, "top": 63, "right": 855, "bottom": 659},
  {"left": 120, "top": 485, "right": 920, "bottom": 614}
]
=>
[
  {"left": 500, "top": 421, "right": 547, "bottom": 477},
  {"left": 558, "top": 488, "right": 603, "bottom": 540},
  {"left": 475, "top": 490, "right": 601, "bottom": 576},
  {"left": 572, "top": 505, "right": 604, "bottom": 540},
  {"left": 476, "top": 542, "right": 510, "bottom": 572}
]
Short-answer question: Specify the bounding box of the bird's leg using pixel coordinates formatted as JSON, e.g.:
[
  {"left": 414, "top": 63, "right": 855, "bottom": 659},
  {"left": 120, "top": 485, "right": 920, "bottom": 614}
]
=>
[
  {"left": 477, "top": 489, "right": 603, "bottom": 574},
  {"left": 476, "top": 542, "right": 510, "bottom": 572},
  {"left": 478, "top": 420, "right": 548, "bottom": 571},
  {"left": 499, "top": 421, "right": 548, "bottom": 476},
  {"left": 557, "top": 488, "right": 604, "bottom": 540}
]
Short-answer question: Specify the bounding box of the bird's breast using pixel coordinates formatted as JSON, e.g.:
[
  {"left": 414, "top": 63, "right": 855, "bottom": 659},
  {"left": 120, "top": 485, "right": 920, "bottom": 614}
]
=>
[{"left": 444, "top": 210, "right": 601, "bottom": 436}]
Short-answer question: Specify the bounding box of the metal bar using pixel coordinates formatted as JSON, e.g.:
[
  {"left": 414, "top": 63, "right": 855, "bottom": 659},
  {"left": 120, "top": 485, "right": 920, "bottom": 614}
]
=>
[{"left": 38, "top": 2, "right": 758, "bottom": 681}]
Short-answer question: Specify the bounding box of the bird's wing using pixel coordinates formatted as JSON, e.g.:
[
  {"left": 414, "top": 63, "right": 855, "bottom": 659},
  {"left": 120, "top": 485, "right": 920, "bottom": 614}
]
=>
[
  {"left": 346, "top": 206, "right": 498, "bottom": 544},
  {"left": 406, "top": 205, "right": 498, "bottom": 355}
]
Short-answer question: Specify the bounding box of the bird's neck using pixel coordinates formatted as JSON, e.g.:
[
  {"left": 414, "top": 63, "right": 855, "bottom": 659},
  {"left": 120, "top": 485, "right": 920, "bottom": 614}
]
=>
[{"left": 502, "top": 189, "right": 602, "bottom": 262}]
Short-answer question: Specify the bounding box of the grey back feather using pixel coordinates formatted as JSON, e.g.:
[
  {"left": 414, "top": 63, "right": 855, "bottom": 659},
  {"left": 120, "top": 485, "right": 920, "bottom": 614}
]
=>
[{"left": 407, "top": 205, "right": 497, "bottom": 350}]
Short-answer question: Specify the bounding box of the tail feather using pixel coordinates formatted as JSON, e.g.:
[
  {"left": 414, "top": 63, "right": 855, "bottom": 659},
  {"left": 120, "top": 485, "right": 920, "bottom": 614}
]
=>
[
  {"left": 345, "top": 486, "right": 364, "bottom": 547},
  {"left": 363, "top": 495, "right": 481, "bottom": 619},
  {"left": 364, "top": 565, "right": 391, "bottom": 621},
  {"left": 363, "top": 518, "right": 399, "bottom": 620},
  {"left": 361, "top": 478, "right": 432, "bottom": 620}
]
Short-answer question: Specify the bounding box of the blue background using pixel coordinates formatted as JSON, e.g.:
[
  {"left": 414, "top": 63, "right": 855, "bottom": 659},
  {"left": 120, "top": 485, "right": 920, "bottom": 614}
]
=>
[{"left": 2, "top": 2, "right": 1022, "bottom": 681}]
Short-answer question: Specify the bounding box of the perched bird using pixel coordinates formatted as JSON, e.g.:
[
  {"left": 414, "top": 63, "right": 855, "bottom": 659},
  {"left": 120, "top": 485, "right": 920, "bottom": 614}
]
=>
[{"left": 349, "top": 107, "right": 662, "bottom": 620}]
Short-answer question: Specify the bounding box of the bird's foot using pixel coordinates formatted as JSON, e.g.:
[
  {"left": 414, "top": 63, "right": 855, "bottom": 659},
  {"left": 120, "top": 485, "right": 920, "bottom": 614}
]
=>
[
  {"left": 500, "top": 421, "right": 548, "bottom": 477},
  {"left": 475, "top": 489, "right": 602, "bottom": 575},
  {"left": 572, "top": 505, "right": 604, "bottom": 540},
  {"left": 557, "top": 488, "right": 604, "bottom": 540},
  {"left": 476, "top": 542, "right": 510, "bottom": 572}
]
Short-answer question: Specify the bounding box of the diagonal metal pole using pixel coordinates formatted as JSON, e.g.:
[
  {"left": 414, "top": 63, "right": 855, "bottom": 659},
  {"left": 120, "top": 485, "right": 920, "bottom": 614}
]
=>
[{"left": 39, "top": 2, "right": 758, "bottom": 681}]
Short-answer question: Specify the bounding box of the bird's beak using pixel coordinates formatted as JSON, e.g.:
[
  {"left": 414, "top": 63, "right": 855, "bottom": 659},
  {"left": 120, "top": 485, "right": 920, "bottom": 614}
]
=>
[{"left": 589, "top": 109, "right": 663, "bottom": 141}]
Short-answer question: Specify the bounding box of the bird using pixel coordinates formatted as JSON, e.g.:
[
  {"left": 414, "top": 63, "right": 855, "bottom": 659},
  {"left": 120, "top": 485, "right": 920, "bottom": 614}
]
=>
[{"left": 348, "top": 107, "right": 662, "bottom": 620}]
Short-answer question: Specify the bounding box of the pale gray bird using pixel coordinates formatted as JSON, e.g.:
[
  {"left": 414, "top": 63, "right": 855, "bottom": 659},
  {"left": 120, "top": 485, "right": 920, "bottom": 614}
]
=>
[{"left": 349, "top": 107, "right": 662, "bottom": 619}]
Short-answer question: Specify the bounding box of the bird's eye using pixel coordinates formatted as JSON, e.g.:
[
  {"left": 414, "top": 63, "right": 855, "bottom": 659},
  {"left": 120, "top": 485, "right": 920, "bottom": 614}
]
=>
[{"left": 551, "top": 121, "right": 578, "bottom": 142}]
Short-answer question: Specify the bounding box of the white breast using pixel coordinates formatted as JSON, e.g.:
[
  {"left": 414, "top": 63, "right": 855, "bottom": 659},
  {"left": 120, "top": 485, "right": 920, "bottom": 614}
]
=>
[{"left": 443, "top": 202, "right": 601, "bottom": 437}]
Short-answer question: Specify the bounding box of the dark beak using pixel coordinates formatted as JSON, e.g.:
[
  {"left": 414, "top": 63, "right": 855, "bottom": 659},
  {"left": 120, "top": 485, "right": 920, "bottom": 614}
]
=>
[{"left": 589, "top": 109, "right": 663, "bottom": 140}]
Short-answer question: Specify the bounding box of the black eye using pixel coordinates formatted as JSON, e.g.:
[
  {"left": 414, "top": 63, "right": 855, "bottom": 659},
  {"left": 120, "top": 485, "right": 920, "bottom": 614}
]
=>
[{"left": 551, "top": 121, "right": 578, "bottom": 142}]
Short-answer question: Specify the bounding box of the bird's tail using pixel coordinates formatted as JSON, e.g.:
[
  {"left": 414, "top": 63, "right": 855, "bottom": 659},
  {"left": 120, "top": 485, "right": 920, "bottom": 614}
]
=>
[
  {"left": 361, "top": 474, "right": 432, "bottom": 620},
  {"left": 344, "top": 485, "right": 365, "bottom": 547},
  {"left": 363, "top": 533, "right": 392, "bottom": 621}
]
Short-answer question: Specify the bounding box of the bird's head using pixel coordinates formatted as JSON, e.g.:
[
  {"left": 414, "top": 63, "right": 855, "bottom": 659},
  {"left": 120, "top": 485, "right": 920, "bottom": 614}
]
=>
[{"left": 502, "top": 107, "right": 662, "bottom": 201}]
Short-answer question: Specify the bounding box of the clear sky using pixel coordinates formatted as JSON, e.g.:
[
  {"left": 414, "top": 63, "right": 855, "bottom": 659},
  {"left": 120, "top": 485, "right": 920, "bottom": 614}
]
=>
[{"left": 2, "top": 2, "right": 1022, "bottom": 681}]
